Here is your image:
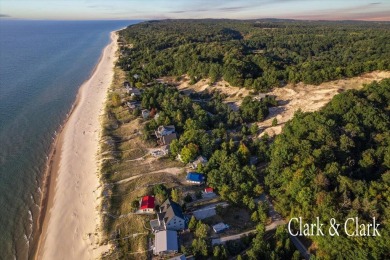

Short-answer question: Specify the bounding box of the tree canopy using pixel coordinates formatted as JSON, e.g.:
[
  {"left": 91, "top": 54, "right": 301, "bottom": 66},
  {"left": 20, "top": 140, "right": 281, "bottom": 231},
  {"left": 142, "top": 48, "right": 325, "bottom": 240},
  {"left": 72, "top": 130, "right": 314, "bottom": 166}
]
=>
[
  {"left": 266, "top": 79, "right": 390, "bottom": 259},
  {"left": 118, "top": 19, "right": 390, "bottom": 91}
]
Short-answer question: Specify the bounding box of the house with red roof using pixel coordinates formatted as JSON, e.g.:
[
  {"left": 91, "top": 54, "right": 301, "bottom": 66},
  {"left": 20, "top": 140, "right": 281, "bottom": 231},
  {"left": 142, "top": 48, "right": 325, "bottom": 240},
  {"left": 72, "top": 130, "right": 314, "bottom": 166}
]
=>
[
  {"left": 204, "top": 187, "right": 214, "bottom": 193},
  {"left": 138, "top": 195, "right": 155, "bottom": 214}
]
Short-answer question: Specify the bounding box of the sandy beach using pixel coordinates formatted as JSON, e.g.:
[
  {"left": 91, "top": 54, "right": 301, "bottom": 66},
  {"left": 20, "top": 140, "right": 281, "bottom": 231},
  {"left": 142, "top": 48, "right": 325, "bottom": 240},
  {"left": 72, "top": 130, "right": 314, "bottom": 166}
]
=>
[{"left": 34, "top": 30, "right": 118, "bottom": 260}]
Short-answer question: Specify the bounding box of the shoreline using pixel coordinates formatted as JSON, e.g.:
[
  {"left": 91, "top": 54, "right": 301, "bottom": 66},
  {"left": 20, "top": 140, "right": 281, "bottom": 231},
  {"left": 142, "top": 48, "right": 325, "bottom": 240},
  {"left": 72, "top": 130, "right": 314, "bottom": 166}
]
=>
[{"left": 32, "top": 30, "right": 119, "bottom": 260}]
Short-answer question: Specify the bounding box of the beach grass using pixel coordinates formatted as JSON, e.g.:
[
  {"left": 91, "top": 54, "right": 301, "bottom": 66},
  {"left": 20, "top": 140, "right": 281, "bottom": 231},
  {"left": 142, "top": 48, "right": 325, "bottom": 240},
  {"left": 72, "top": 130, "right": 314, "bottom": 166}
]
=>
[{"left": 99, "top": 64, "right": 185, "bottom": 258}]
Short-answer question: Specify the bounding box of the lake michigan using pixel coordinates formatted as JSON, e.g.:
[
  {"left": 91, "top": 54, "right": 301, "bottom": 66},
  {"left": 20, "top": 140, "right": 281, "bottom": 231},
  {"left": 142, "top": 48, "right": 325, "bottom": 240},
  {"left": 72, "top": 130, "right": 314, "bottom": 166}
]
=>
[{"left": 0, "top": 19, "right": 136, "bottom": 259}]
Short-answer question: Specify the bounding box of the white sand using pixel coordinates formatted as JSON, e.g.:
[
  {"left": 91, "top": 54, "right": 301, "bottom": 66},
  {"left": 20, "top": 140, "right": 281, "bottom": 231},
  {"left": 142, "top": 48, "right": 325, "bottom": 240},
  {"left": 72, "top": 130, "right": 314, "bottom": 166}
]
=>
[{"left": 37, "top": 31, "right": 118, "bottom": 260}]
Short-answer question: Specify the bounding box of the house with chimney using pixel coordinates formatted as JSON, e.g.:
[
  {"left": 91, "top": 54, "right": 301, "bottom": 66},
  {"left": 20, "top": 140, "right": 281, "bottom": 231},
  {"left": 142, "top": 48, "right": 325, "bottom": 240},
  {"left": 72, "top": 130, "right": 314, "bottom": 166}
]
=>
[{"left": 150, "top": 198, "right": 185, "bottom": 232}]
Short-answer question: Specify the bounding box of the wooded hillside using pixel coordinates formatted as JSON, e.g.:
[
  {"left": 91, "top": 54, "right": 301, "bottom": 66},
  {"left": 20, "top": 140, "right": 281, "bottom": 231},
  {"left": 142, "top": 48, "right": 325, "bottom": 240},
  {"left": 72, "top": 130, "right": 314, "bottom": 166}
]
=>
[
  {"left": 118, "top": 19, "right": 390, "bottom": 91},
  {"left": 266, "top": 79, "right": 390, "bottom": 258}
]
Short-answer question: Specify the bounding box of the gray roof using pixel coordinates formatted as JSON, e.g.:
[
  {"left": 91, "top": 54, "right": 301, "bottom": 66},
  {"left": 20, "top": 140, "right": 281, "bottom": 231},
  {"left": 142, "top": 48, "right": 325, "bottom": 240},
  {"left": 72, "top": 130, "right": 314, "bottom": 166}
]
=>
[
  {"left": 212, "top": 222, "right": 229, "bottom": 233},
  {"left": 159, "top": 198, "right": 184, "bottom": 223},
  {"left": 155, "top": 230, "right": 178, "bottom": 253},
  {"left": 162, "top": 133, "right": 177, "bottom": 146},
  {"left": 158, "top": 125, "right": 176, "bottom": 133}
]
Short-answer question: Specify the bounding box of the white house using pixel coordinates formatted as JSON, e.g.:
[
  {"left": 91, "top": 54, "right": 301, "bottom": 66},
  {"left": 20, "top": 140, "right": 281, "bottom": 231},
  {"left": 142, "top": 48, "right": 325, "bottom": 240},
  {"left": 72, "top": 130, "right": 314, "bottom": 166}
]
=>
[{"left": 150, "top": 198, "right": 185, "bottom": 232}]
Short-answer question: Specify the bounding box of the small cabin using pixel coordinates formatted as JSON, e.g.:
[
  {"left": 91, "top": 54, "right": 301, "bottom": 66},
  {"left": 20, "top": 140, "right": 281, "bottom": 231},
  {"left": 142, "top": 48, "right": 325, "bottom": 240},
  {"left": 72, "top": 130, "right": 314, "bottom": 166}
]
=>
[{"left": 139, "top": 195, "right": 155, "bottom": 214}]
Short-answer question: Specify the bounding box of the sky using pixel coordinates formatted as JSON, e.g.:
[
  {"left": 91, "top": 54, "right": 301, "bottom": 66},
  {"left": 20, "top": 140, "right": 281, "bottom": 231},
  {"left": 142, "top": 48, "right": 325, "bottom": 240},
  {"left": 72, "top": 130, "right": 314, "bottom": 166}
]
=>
[{"left": 0, "top": 0, "right": 389, "bottom": 21}]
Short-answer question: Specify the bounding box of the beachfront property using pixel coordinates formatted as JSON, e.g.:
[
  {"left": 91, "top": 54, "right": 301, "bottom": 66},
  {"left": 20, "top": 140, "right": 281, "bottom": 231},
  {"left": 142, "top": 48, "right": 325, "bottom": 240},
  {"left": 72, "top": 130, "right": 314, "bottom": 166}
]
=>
[
  {"left": 212, "top": 222, "right": 229, "bottom": 233},
  {"left": 190, "top": 155, "right": 208, "bottom": 169},
  {"left": 186, "top": 172, "right": 205, "bottom": 184},
  {"left": 137, "top": 195, "right": 155, "bottom": 214},
  {"left": 150, "top": 198, "right": 185, "bottom": 232},
  {"left": 153, "top": 230, "right": 179, "bottom": 255}
]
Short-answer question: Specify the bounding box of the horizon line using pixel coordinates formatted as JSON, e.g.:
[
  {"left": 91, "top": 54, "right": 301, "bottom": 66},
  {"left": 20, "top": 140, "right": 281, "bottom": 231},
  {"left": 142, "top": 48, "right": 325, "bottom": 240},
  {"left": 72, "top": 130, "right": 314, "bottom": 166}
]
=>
[{"left": 1, "top": 17, "right": 390, "bottom": 22}]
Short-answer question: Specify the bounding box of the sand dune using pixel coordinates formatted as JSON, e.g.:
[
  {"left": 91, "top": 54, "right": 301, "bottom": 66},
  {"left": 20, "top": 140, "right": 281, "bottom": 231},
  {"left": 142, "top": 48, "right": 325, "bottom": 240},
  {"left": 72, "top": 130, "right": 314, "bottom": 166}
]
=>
[{"left": 258, "top": 71, "right": 390, "bottom": 137}]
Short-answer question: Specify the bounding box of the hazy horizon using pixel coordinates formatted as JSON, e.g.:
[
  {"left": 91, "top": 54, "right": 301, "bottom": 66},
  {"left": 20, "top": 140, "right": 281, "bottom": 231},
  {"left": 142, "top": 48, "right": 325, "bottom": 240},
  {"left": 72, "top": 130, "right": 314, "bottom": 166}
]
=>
[{"left": 1, "top": 0, "right": 390, "bottom": 21}]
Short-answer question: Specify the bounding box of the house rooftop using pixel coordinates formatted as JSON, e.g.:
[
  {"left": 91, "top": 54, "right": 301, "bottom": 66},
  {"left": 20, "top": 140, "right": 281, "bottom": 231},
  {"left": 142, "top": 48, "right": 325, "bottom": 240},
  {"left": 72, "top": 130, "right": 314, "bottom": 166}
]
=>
[
  {"left": 158, "top": 125, "right": 175, "bottom": 132},
  {"left": 154, "top": 230, "right": 178, "bottom": 254},
  {"left": 186, "top": 172, "right": 205, "bottom": 182},
  {"left": 162, "top": 133, "right": 177, "bottom": 146},
  {"left": 212, "top": 222, "right": 229, "bottom": 233},
  {"left": 159, "top": 198, "right": 184, "bottom": 221},
  {"left": 140, "top": 196, "right": 155, "bottom": 209},
  {"left": 204, "top": 187, "right": 214, "bottom": 193}
]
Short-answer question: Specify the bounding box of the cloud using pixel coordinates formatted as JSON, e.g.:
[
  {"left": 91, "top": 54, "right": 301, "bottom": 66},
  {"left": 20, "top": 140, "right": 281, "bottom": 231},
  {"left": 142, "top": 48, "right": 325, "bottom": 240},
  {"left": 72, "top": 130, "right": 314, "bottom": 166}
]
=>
[
  {"left": 169, "top": 3, "right": 252, "bottom": 14},
  {"left": 218, "top": 6, "right": 249, "bottom": 12},
  {"left": 0, "top": 14, "right": 10, "bottom": 18},
  {"left": 370, "top": 2, "right": 381, "bottom": 5},
  {"left": 167, "top": 0, "right": 310, "bottom": 16}
]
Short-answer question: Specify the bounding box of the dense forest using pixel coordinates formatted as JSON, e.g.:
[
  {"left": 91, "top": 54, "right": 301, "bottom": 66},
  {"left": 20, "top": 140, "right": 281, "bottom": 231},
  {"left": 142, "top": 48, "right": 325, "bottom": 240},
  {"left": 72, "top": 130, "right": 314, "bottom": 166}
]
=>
[
  {"left": 266, "top": 79, "right": 390, "bottom": 259},
  {"left": 118, "top": 19, "right": 390, "bottom": 91}
]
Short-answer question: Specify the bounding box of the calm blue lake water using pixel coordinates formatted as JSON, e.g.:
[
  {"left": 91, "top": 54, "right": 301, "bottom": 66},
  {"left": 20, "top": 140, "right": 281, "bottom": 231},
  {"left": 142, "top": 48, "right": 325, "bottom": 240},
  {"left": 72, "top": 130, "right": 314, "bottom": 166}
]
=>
[{"left": 0, "top": 20, "right": 138, "bottom": 259}]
